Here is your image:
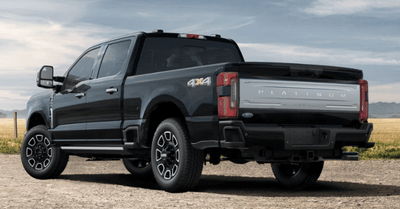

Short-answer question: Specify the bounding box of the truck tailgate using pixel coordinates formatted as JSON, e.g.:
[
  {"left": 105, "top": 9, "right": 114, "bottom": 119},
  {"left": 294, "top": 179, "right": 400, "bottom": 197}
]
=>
[{"left": 240, "top": 79, "right": 360, "bottom": 112}]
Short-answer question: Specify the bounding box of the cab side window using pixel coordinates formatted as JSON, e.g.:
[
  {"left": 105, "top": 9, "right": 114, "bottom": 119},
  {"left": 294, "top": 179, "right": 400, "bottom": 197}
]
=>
[
  {"left": 97, "top": 40, "right": 131, "bottom": 79},
  {"left": 64, "top": 48, "right": 100, "bottom": 90}
]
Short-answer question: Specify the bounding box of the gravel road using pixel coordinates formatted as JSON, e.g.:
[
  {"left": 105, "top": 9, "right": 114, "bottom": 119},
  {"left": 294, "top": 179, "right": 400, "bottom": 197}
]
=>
[{"left": 1, "top": 154, "right": 399, "bottom": 208}]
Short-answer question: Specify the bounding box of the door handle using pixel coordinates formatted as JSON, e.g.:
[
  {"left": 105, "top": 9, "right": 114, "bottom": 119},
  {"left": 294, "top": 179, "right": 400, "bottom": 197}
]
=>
[
  {"left": 75, "top": 93, "right": 85, "bottom": 98},
  {"left": 106, "top": 88, "right": 118, "bottom": 94}
]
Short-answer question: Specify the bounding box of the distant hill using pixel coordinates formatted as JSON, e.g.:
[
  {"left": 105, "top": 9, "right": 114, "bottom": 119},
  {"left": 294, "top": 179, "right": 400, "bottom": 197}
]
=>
[
  {"left": 0, "top": 109, "right": 27, "bottom": 119},
  {"left": 0, "top": 102, "right": 399, "bottom": 119},
  {"left": 0, "top": 112, "right": 7, "bottom": 118},
  {"left": 369, "top": 102, "right": 400, "bottom": 118}
]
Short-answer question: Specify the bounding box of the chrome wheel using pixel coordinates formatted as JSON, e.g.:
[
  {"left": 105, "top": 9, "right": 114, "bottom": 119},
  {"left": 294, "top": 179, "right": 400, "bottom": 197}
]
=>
[
  {"left": 155, "top": 131, "right": 180, "bottom": 180},
  {"left": 25, "top": 134, "right": 53, "bottom": 170}
]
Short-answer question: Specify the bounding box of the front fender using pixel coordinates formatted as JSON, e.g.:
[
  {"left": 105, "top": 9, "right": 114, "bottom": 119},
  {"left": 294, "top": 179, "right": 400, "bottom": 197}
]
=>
[{"left": 26, "top": 90, "right": 52, "bottom": 130}]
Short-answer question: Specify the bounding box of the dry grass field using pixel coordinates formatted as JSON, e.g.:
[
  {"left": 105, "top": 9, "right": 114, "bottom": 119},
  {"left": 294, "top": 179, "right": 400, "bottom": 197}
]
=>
[
  {"left": 0, "top": 118, "right": 25, "bottom": 154},
  {"left": 368, "top": 119, "right": 400, "bottom": 145},
  {"left": 0, "top": 118, "right": 399, "bottom": 159},
  {"left": 347, "top": 118, "right": 400, "bottom": 159}
]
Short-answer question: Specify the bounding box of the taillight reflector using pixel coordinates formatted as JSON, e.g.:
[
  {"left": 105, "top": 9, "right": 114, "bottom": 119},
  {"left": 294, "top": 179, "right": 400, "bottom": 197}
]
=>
[
  {"left": 217, "top": 72, "right": 238, "bottom": 119},
  {"left": 359, "top": 79, "right": 368, "bottom": 122}
]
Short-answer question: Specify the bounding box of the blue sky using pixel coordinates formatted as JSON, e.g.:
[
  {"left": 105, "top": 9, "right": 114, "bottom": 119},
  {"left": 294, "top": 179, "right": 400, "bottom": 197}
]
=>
[{"left": 0, "top": 0, "right": 399, "bottom": 110}]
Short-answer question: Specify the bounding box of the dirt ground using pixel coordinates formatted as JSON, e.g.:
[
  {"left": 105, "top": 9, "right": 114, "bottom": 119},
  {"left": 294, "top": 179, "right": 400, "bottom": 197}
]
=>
[{"left": 1, "top": 155, "right": 399, "bottom": 208}]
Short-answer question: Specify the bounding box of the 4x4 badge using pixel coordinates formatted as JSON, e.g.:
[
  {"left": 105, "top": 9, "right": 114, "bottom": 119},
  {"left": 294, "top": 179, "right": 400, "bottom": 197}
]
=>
[{"left": 187, "top": 77, "right": 211, "bottom": 87}]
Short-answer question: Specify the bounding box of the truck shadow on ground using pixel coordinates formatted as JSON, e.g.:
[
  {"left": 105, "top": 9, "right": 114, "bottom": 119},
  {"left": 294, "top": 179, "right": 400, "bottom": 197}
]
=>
[{"left": 59, "top": 174, "right": 400, "bottom": 197}]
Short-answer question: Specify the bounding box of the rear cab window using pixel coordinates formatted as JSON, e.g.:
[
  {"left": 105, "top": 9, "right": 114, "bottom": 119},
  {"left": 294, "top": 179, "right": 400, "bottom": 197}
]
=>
[{"left": 135, "top": 37, "right": 243, "bottom": 75}]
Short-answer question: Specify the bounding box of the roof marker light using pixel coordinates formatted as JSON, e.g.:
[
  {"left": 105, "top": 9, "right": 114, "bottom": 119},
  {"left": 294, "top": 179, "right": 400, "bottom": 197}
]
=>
[{"left": 179, "top": 33, "right": 205, "bottom": 39}]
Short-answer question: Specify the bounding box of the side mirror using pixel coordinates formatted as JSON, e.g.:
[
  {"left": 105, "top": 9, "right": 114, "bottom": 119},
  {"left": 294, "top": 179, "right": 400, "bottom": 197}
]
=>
[{"left": 37, "top": 66, "right": 54, "bottom": 88}]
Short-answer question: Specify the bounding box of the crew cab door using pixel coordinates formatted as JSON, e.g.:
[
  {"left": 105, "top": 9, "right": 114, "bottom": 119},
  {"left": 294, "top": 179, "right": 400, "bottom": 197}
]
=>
[
  {"left": 51, "top": 47, "right": 101, "bottom": 140},
  {"left": 85, "top": 38, "right": 135, "bottom": 142}
]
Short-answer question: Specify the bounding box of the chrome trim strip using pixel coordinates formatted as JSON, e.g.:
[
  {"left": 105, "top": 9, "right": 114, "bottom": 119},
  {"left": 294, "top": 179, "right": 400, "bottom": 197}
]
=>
[
  {"left": 242, "top": 102, "right": 282, "bottom": 106},
  {"left": 326, "top": 105, "right": 358, "bottom": 109},
  {"left": 60, "top": 146, "right": 124, "bottom": 151},
  {"left": 50, "top": 93, "right": 54, "bottom": 129}
]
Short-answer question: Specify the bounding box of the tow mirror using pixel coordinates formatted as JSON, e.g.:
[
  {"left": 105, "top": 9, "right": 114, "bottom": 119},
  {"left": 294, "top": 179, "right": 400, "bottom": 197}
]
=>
[{"left": 37, "top": 66, "right": 54, "bottom": 88}]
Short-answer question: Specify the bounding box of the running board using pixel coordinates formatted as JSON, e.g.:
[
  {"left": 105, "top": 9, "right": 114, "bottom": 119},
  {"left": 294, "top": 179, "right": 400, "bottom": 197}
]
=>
[
  {"left": 60, "top": 146, "right": 124, "bottom": 151},
  {"left": 342, "top": 152, "right": 359, "bottom": 161},
  {"left": 60, "top": 146, "right": 132, "bottom": 155},
  {"left": 86, "top": 157, "right": 120, "bottom": 161}
]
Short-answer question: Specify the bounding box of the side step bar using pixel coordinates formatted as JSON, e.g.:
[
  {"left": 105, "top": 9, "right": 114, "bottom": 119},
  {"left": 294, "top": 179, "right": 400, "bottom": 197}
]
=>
[
  {"left": 342, "top": 152, "right": 359, "bottom": 161},
  {"left": 60, "top": 146, "right": 124, "bottom": 151},
  {"left": 60, "top": 146, "right": 131, "bottom": 155}
]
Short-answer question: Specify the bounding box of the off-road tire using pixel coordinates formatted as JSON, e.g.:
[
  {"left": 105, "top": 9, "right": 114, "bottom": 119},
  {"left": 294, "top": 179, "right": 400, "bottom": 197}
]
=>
[
  {"left": 21, "top": 125, "right": 69, "bottom": 179},
  {"left": 271, "top": 161, "right": 324, "bottom": 189},
  {"left": 151, "top": 118, "right": 203, "bottom": 192}
]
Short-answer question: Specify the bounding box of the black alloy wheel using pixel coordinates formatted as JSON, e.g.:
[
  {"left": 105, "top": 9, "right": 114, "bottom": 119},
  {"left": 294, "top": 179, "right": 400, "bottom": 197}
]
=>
[
  {"left": 21, "top": 125, "right": 69, "bottom": 179},
  {"left": 151, "top": 118, "right": 203, "bottom": 192},
  {"left": 154, "top": 130, "right": 180, "bottom": 180}
]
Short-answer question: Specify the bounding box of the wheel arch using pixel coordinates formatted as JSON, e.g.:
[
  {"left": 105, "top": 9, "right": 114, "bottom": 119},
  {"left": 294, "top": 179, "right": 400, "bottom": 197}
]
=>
[
  {"left": 141, "top": 96, "right": 190, "bottom": 148},
  {"left": 27, "top": 111, "right": 48, "bottom": 131}
]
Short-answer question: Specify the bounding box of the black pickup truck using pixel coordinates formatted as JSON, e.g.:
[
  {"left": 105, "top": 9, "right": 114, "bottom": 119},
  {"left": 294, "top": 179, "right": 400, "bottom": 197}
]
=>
[{"left": 21, "top": 30, "right": 374, "bottom": 192}]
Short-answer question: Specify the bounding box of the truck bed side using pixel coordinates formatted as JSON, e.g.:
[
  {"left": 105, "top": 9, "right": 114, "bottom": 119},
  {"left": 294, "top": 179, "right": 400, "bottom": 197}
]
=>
[{"left": 122, "top": 63, "right": 227, "bottom": 148}]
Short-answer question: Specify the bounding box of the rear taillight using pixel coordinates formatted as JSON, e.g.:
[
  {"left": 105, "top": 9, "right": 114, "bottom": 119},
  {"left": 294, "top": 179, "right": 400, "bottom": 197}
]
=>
[
  {"left": 217, "top": 72, "right": 238, "bottom": 119},
  {"left": 359, "top": 79, "right": 368, "bottom": 122}
]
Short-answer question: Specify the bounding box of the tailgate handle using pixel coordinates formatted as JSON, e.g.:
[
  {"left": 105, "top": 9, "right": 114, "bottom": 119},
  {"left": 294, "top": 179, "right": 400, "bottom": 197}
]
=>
[{"left": 106, "top": 88, "right": 118, "bottom": 94}]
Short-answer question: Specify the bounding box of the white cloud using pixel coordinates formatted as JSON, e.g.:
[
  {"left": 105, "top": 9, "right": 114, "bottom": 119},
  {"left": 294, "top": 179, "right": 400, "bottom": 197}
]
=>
[
  {"left": 0, "top": 13, "right": 130, "bottom": 110},
  {"left": 225, "top": 18, "right": 255, "bottom": 31},
  {"left": 0, "top": 18, "right": 128, "bottom": 74},
  {"left": 238, "top": 43, "right": 400, "bottom": 66},
  {"left": 136, "top": 12, "right": 155, "bottom": 18},
  {"left": 0, "top": 90, "right": 31, "bottom": 110},
  {"left": 304, "top": 0, "right": 400, "bottom": 16},
  {"left": 370, "top": 83, "right": 400, "bottom": 103},
  {"left": 173, "top": 16, "right": 255, "bottom": 34}
]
